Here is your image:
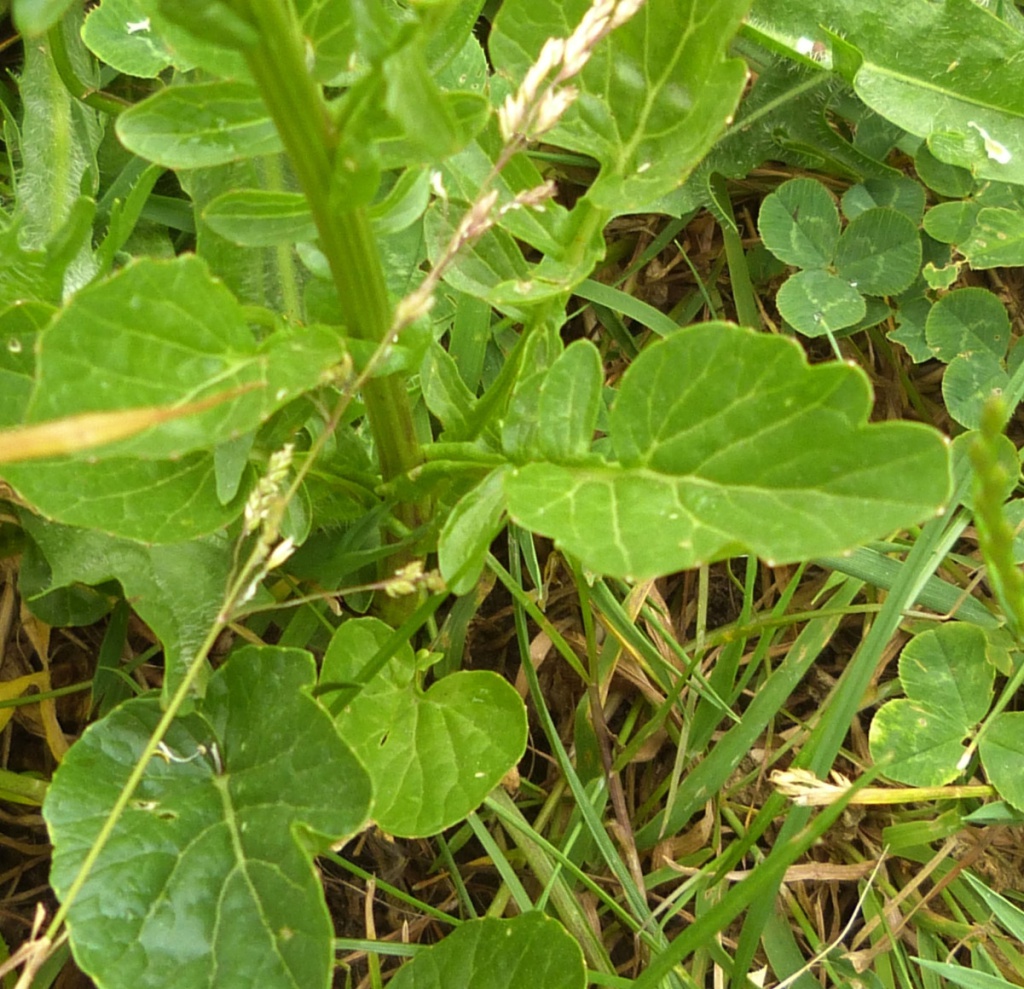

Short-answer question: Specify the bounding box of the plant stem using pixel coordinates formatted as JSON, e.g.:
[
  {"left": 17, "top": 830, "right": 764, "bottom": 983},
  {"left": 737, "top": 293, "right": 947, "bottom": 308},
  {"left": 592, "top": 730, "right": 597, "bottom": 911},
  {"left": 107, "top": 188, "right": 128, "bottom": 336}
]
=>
[{"left": 235, "top": 1, "right": 426, "bottom": 569}]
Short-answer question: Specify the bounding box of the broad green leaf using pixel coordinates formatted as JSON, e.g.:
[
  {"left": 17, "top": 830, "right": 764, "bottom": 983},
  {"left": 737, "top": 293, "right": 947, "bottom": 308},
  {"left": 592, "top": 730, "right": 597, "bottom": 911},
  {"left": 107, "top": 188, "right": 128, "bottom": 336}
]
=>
[
  {"left": 382, "top": 48, "right": 489, "bottom": 162},
  {"left": 321, "top": 617, "right": 527, "bottom": 837},
  {"left": 754, "top": 0, "right": 1024, "bottom": 185},
  {"left": 500, "top": 325, "right": 563, "bottom": 461},
  {"left": 425, "top": 202, "right": 531, "bottom": 315},
  {"left": 834, "top": 207, "right": 921, "bottom": 296},
  {"left": 202, "top": 190, "right": 317, "bottom": 246},
  {"left": 389, "top": 914, "right": 585, "bottom": 989},
  {"left": 18, "top": 514, "right": 235, "bottom": 693},
  {"left": 21, "top": 256, "right": 346, "bottom": 460},
  {"left": 82, "top": 0, "right": 177, "bottom": 77},
  {"left": 924, "top": 202, "right": 982, "bottom": 246},
  {"left": 0, "top": 302, "right": 50, "bottom": 423},
  {"left": 19, "top": 529, "right": 115, "bottom": 628},
  {"left": 898, "top": 624, "right": 994, "bottom": 727},
  {"left": 12, "top": 0, "right": 75, "bottom": 35},
  {"left": 870, "top": 699, "right": 974, "bottom": 787},
  {"left": 117, "top": 81, "right": 281, "bottom": 169},
  {"left": 0, "top": 222, "right": 65, "bottom": 305},
  {"left": 961, "top": 207, "right": 1024, "bottom": 268},
  {"left": 537, "top": 340, "right": 603, "bottom": 461},
  {"left": 490, "top": 0, "right": 749, "bottom": 213},
  {"left": 915, "top": 144, "right": 975, "bottom": 198},
  {"left": 438, "top": 467, "right": 509, "bottom": 596},
  {"left": 926, "top": 288, "right": 1010, "bottom": 363},
  {"left": 758, "top": 178, "right": 840, "bottom": 269},
  {"left": 776, "top": 269, "right": 866, "bottom": 337},
  {"left": 505, "top": 323, "right": 950, "bottom": 580},
  {"left": 980, "top": 713, "right": 1024, "bottom": 811},
  {"left": 420, "top": 339, "right": 478, "bottom": 440},
  {"left": 294, "top": 0, "right": 403, "bottom": 84},
  {"left": 944, "top": 353, "right": 1010, "bottom": 430},
  {"left": 426, "top": 195, "right": 607, "bottom": 313},
  {"left": 148, "top": 0, "right": 255, "bottom": 74},
  {"left": 1, "top": 453, "right": 247, "bottom": 543},
  {"left": 841, "top": 177, "right": 926, "bottom": 224},
  {"left": 44, "top": 647, "right": 372, "bottom": 989},
  {"left": 367, "top": 166, "right": 432, "bottom": 235},
  {"left": 869, "top": 623, "right": 994, "bottom": 786}
]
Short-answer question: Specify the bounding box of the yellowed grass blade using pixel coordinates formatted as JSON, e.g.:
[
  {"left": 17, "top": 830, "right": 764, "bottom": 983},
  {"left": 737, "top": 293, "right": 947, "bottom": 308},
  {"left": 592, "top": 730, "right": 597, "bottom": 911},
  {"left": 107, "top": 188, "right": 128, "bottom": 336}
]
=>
[{"left": 0, "top": 384, "right": 262, "bottom": 464}]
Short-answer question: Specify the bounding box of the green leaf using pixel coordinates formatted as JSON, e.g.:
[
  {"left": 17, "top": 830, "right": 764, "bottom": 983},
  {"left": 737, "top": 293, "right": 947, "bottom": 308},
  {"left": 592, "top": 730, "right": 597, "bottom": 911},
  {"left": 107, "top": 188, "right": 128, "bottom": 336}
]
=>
[
  {"left": 915, "top": 143, "right": 975, "bottom": 197},
  {"left": 505, "top": 322, "right": 950, "bottom": 579},
  {"left": 916, "top": 958, "right": 1022, "bottom": 989},
  {"left": 420, "top": 339, "right": 478, "bottom": 439},
  {"left": 82, "top": 0, "right": 177, "bottom": 78},
  {"left": 202, "top": 189, "right": 317, "bottom": 246},
  {"left": 389, "top": 914, "right": 585, "bottom": 989},
  {"left": 869, "top": 623, "right": 994, "bottom": 786},
  {"left": 44, "top": 647, "right": 372, "bottom": 989},
  {"left": 901, "top": 624, "right": 995, "bottom": 726},
  {"left": 12, "top": 0, "right": 75, "bottom": 35},
  {"left": 755, "top": 0, "right": 1024, "bottom": 185},
  {"left": 490, "top": 0, "right": 749, "bottom": 213},
  {"left": 926, "top": 288, "right": 1010, "bottom": 363},
  {"left": 944, "top": 353, "right": 1010, "bottom": 431},
  {"left": 834, "top": 207, "right": 921, "bottom": 296},
  {"left": 870, "top": 699, "right": 976, "bottom": 787},
  {"left": 2, "top": 452, "right": 247, "bottom": 543},
  {"left": 776, "top": 269, "right": 866, "bottom": 337},
  {"left": 438, "top": 467, "right": 509, "bottom": 596},
  {"left": 890, "top": 295, "right": 933, "bottom": 363},
  {"left": 537, "top": 340, "right": 603, "bottom": 461},
  {"left": 21, "top": 256, "right": 347, "bottom": 461},
  {"left": 923, "top": 201, "right": 982, "bottom": 245},
  {"left": 962, "top": 870, "right": 1024, "bottom": 943},
  {"left": 758, "top": 178, "right": 840, "bottom": 269},
  {"left": 117, "top": 81, "right": 281, "bottom": 168},
  {"left": 18, "top": 514, "right": 234, "bottom": 694},
  {"left": 841, "top": 177, "right": 926, "bottom": 224},
  {"left": 321, "top": 617, "right": 527, "bottom": 837},
  {"left": 961, "top": 207, "right": 1024, "bottom": 269},
  {"left": 0, "top": 302, "right": 50, "bottom": 423},
  {"left": 17, "top": 17, "right": 102, "bottom": 294}
]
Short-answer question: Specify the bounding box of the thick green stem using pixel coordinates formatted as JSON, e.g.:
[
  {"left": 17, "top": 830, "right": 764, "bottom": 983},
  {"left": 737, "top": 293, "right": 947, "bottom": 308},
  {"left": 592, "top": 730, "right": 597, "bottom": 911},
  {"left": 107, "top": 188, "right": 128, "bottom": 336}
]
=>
[{"left": 236, "top": 2, "right": 425, "bottom": 551}]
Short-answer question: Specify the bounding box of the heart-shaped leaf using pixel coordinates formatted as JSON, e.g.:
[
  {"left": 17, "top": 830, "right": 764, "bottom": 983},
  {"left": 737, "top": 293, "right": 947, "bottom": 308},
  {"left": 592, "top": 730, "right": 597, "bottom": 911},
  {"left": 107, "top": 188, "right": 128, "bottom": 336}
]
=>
[
  {"left": 489, "top": 0, "right": 749, "bottom": 213},
  {"left": 926, "top": 289, "right": 1010, "bottom": 364},
  {"left": 20, "top": 256, "right": 347, "bottom": 461},
  {"left": 505, "top": 322, "right": 950, "bottom": 580},
  {"left": 44, "top": 647, "right": 372, "bottom": 989},
  {"left": 758, "top": 178, "right": 840, "bottom": 269},
  {"left": 834, "top": 207, "right": 921, "bottom": 296},
  {"left": 869, "top": 623, "right": 994, "bottom": 786},
  {"left": 321, "top": 618, "right": 527, "bottom": 837},
  {"left": 776, "top": 269, "right": 866, "bottom": 337},
  {"left": 389, "top": 913, "right": 585, "bottom": 989},
  {"left": 19, "top": 514, "right": 234, "bottom": 695}
]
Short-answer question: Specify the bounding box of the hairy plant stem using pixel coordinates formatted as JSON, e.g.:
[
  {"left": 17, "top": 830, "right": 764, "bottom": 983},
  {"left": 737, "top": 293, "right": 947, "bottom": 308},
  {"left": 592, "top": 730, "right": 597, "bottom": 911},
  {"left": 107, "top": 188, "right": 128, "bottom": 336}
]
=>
[{"left": 235, "top": 1, "right": 426, "bottom": 590}]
